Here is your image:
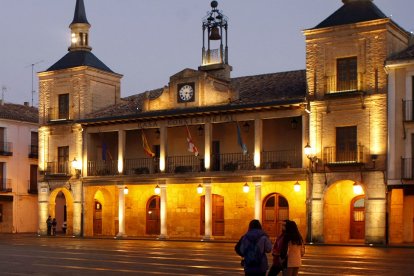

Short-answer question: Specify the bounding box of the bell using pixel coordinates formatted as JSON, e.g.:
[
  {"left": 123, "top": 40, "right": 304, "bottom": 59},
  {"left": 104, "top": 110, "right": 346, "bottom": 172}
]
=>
[{"left": 209, "top": 26, "right": 221, "bottom": 40}]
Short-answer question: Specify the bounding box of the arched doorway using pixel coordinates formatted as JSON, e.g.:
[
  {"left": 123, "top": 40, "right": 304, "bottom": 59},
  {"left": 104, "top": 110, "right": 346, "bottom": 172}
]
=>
[
  {"left": 93, "top": 200, "right": 102, "bottom": 235},
  {"left": 54, "top": 191, "right": 67, "bottom": 234},
  {"left": 146, "top": 196, "right": 160, "bottom": 235},
  {"left": 200, "top": 194, "right": 224, "bottom": 236},
  {"left": 48, "top": 188, "right": 74, "bottom": 236},
  {"left": 350, "top": 195, "right": 365, "bottom": 240},
  {"left": 262, "top": 193, "right": 289, "bottom": 237}
]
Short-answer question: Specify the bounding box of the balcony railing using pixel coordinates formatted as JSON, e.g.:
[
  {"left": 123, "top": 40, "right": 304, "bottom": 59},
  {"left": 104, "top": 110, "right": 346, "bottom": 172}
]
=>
[
  {"left": 0, "top": 141, "right": 13, "bottom": 156},
  {"left": 167, "top": 155, "right": 204, "bottom": 173},
  {"left": 124, "top": 158, "right": 160, "bottom": 175},
  {"left": 403, "top": 100, "right": 414, "bottom": 121},
  {"left": 211, "top": 152, "right": 254, "bottom": 172},
  {"left": 0, "top": 179, "right": 12, "bottom": 192},
  {"left": 29, "top": 145, "right": 38, "bottom": 158},
  {"left": 47, "top": 108, "right": 70, "bottom": 122},
  {"left": 27, "top": 180, "right": 38, "bottom": 194},
  {"left": 260, "top": 150, "right": 301, "bottom": 169},
  {"left": 325, "top": 73, "right": 362, "bottom": 94},
  {"left": 87, "top": 160, "right": 118, "bottom": 176},
  {"left": 45, "top": 161, "right": 70, "bottom": 175},
  {"left": 402, "top": 158, "right": 414, "bottom": 180},
  {"left": 323, "top": 145, "right": 365, "bottom": 164}
]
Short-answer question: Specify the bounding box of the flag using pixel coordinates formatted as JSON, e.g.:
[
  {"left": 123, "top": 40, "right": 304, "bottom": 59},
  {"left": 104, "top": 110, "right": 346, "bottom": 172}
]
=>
[
  {"left": 142, "top": 130, "right": 155, "bottom": 157},
  {"left": 236, "top": 122, "right": 248, "bottom": 155},
  {"left": 186, "top": 125, "right": 199, "bottom": 156}
]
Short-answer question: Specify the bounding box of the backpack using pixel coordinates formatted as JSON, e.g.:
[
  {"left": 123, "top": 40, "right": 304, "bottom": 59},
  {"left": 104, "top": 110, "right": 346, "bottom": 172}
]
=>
[{"left": 242, "top": 235, "right": 264, "bottom": 266}]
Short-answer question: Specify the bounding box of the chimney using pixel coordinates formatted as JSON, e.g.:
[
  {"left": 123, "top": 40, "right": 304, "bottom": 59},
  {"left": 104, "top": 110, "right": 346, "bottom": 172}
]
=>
[{"left": 24, "top": 102, "right": 30, "bottom": 106}]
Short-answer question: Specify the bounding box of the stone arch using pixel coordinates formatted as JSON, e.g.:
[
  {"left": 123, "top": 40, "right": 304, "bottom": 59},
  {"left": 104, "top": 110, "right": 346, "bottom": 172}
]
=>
[{"left": 48, "top": 187, "right": 74, "bottom": 235}]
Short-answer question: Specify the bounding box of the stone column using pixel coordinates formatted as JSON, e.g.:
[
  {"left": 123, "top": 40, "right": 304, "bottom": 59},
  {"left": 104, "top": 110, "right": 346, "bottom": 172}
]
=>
[
  {"left": 160, "top": 125, "right": 167, "bottom": 172},
  {"left": 254, "top": 119, "right": 263, "bottom": 168},
  {"left": 117, "top": 185, "right": 126, "bottom": 237},
  {"left": 72, "top": 181, "right": 82, "bottom": 237},
  {"left": 118, "top": 130, "right": 125, "bottom": 174},
  {"left": 159, "top": 182, "right": 168, "bottom": 239},
  {"left": 254, "top": 177, "right": 262, "bottom": 221},
  {"left": 203, "top": 179, "right": 213, "bottom": 240},
  {"left": 204, "top": 123, "right": 212, "bottom": 171},
  {"left": 37, "top": 182, "right": 50, "bottom": 235}
]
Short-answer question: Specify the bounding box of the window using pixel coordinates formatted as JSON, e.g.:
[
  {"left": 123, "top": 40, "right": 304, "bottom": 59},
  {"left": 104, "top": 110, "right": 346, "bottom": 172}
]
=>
[
  {"left": 30, "top": 132, "right": 38, "bottom": 158},
  {"left": 58, "top": 94, "right": 69, "bottom": 119},
  {"left": 336, "top": 126, "right": 357, "bottom": 162},
  {"left": 337, "top": 57, "right": 357, "bottom": 91},
  {"left": 58, "top": 146, "right": 69, "bottom": 174},
  {"left": 29, "top": 165, "right": 38, "bottom": 193}
]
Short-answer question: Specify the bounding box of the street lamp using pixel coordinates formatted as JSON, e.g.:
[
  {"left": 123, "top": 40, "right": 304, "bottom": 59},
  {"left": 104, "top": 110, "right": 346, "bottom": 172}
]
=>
[
  {"left": 197, "top": 184, "right": 203, "bottom": 194},
  {"left": 124, "top": 186, "right": 129, "bottom": 195},
  {"left": 154, "top": 185, "right": 161, "bottom": 195},
  {"left": 294, "top": 181, "right": 301, "bottom": 192},
  {"left": 71, "top": 157, "right": 82, "bottom": 178},
  {"left": 243, "top": 183, "right": 250, "bottom": 193},
  {"left": 353, "top": 182, "right": 364, "bottom": 195}
]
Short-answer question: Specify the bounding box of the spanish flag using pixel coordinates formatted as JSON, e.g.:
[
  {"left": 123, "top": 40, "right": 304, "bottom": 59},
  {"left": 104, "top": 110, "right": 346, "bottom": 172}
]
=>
[{"left": 142, "top": 130, "right": 155, "bottom": 158}]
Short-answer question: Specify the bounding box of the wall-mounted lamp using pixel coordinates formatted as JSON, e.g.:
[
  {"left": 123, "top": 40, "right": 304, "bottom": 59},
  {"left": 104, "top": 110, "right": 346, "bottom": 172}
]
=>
[
  {"left": 243, "top": 122, "right": 250, "bottom": 133},
  {"left": 294, "top": 181, "right": 301, "bottom": 192},
  {"left": 197, "top": 184, "right": 203, "bottom": 194},
  {"left": 304, "top": 143, "right": 318, "bottom": 163},
  {"left": 198, "top": 126, "right": 204, "bottom": 136},
  {"left": 353, "top": 182, "right": 364, "bottom": 195},
  {"left": 243, "top": 183, "right": 250, "bottom": 193},
  {"left": 154, "top": 185, "right": 161, "bottom": 195},
  {"left": 71, "top": 158, "right": 82, "bottom": 178},
  {"left": 124, "top": 186, "right": 129, "bottom": 195}
]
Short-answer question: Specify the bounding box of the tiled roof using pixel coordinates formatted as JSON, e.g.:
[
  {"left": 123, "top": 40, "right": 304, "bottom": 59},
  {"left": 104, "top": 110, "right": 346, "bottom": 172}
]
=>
[
  {"left": 388, "top": 44, "right": 414, "bottom": 61},
  {"left": 0, "top": 103, "right": 38, "bottom": 123},
  {"left": 83, "top": 70, "right": 306, "bottom": 121},
  {"left": 313, "top": 0, "right": 387, "bottom": 29},
  {"left": 46, "top": 51, "right": 114, "bottom": 73}
]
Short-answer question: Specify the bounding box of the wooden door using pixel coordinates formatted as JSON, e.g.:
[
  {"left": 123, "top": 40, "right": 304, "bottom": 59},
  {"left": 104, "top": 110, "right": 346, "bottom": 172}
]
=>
[
  {"left": 93, "top": 201, "right": 102, "bottom": 235},
  {"left": 200, "top": 194, "right": 225, "bottom": 236},
  {"left": 262, "top": 194, "right": 289, "bottom": 238},
  {"left": 146, "top": 196, "right": 160, "bottom": 235},
  {"left": 350, "top": 196, "right": 365, "bottom": 239}
]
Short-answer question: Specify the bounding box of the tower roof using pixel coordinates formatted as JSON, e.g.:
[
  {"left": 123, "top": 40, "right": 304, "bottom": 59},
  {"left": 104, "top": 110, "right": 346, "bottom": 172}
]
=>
[
  {"left": 46, "top": 51, "right": 114, "bottom": 73},
  {"left": 313, "top": 0, "right": 387, "bottom": 29},
  {"left": 70, "top": 0, "right": 89, "bottom": 25}
]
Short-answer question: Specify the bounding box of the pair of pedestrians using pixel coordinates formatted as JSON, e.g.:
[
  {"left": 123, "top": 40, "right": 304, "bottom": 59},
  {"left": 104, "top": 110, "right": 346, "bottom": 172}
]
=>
[
  {"left": 236, "top": 219, "right": 305, "bottom": 276},
  {"left": 46, "top": 216, "right": 58, "bottom": 236}
]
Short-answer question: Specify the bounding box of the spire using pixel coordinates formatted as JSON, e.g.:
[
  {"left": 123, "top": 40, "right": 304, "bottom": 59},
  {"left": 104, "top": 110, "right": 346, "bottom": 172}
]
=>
[
  {"left": 342, "top": 0, "right": 373, "bottom": 3},
  {"left": 71, "top": 0, "right": 89, "bottom": 25},
  {"left": 68, "top": 0, "right": 91, "bottom": 52}
]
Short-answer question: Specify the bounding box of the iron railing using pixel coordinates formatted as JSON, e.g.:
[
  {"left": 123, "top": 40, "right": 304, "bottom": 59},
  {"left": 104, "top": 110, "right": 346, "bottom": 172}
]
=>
[
  {"left": 47, "top": 108, "right": 70, "bottom": 121},
  {"left": 260, "top": 150, "right": 301, "bottom": 169},
  {"left": 87, "top": 160, "right": 118, "bottom": 176},
  {"left": 167, "top": 155, "right": 204, "bottom": 173},
  {"left": 124, "top": 158, "right": 160, "bottom": 175},
  {"left": 211, "top": 152, "right": 254, "bottom": 172},
  {"left": 0, "top": 141, "right": 13, "bottom": 156},
  {"left": 0, "top": 179, "right": 12, "bottom": 192},
  {"left": 45, "top": 161, "right": 70, "bottom": 175},
  {"left": 29, "top": 145, "right": 38, "bottom": 158},
  {"left": 323, "top": 145, "right": 365, "bottom": 164},
  {"left": 27, "top": 180, "right": 38, "bottom": 194}
]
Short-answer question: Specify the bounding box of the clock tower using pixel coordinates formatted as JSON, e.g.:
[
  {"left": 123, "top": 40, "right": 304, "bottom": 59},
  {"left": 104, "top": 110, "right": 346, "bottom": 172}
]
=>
[{"left": 198, "top": 1, "right": 232, "bottom": 81}]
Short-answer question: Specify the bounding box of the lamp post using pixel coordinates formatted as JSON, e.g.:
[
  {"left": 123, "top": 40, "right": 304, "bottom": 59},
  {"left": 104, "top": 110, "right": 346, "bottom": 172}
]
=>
[{"left": 71, "top": 158, "right": 82, "bottom": 178}]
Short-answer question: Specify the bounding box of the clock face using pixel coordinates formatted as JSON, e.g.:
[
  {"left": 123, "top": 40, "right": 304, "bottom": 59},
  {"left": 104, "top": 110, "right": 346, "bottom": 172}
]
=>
[{"left": 178, "top": 83, "right": 195, "bottom": 102}]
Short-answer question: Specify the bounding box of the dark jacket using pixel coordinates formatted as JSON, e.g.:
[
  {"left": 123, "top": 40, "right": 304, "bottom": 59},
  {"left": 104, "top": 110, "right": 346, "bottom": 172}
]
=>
[{"left": 239, "top": 229, "right": 272, "bottom": 274}]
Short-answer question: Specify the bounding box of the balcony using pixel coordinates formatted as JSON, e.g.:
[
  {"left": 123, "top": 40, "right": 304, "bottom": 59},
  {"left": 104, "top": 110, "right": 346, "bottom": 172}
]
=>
[
  {"left": 124, "top": 158, "right": 160, "bottom": 175},
  {"left": 0, "top": 141, "right": 13, "bottom": 156},
  {"left": 261, "top": 150, "right": 301, "bottom": 169},
  {"left": 87, "top": 160, "right": 118, "bottom": 176},
  {"left": 47, "top": 108, "right": 70, "bottom": 122},
  {"left": 45, "top": 161, "right": 70, "bottom": 176},
  {"left": 325, "top": 73, "right": 362, "bottom": 94},
  {"left": 402, "top": 158, "right": 414, "bottom": 180},
  {"left": 167, "top": 155, "right": 204, "bottom": 173},
  {"left": 323, "top": 145, "right": 365, "bottom": 165},
  {"left": 29, "top": 145, "right": 38, "bottom": 158},
  {"left": 0, "top": 179, "right": 12, "bottom": 192}
]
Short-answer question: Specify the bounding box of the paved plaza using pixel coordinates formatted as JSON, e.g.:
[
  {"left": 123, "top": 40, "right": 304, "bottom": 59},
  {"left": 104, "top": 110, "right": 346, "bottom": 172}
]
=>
[{"left": 0, "top": 235, "right": 413, "bottom": 275}]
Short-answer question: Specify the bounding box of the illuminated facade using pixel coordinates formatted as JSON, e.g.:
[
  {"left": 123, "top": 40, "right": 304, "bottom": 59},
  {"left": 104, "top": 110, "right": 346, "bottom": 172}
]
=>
[
  {"left": 37, "top": 0, "right": 412, "bottom": 244},
  {"left": 0, "top": 102, "right": 39, "bottom": 233}
]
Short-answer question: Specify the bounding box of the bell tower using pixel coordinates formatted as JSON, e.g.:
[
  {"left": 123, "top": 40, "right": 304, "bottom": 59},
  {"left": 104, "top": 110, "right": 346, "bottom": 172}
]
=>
[
  {"left": 199, "top": 1, "right": 232, "bottom": 81},
  {"left": 69, "top": 0, "right": 91, "bottom": 52}
]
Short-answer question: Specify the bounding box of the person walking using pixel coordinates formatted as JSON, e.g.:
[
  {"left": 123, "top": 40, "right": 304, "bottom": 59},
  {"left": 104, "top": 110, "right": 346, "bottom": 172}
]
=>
[
  {"left": 237, "top": 219, "right": 272, "bottom": 276},
  {"left": 52, "top": 218, "right": 57, "bottom": 236},
  {"left": 279, "top": 220, "right": 305, "bottom": 276},
  {"left": 46, "top": 216, "right": 52, "bottom": 236},
  {"left": 268, "top": 220, "right": 288, "bottom": 276}
]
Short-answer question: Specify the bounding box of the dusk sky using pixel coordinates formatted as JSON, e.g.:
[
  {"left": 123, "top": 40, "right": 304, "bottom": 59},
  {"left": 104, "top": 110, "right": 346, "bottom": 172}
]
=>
[{"left": 1, "top": 0, "right": 413, "bottom": 106}]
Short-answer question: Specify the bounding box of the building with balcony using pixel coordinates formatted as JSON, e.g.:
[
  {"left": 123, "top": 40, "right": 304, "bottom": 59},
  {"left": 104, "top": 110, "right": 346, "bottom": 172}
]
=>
[
  {"left": 37, "top": 0, "right": 413, "bottom": 244},
  {"left": 0, "top": 101, "right": 39, "bottom": 233}
]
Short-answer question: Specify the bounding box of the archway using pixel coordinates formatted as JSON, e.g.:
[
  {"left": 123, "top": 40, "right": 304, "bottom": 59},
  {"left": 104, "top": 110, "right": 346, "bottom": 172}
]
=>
[
  {"left": 146, "top": 195, "right": 160, "bottom": 235},
  {"left": 262, "top": 193, "right": 289, "bottom": 238},
  {"left": 93, "top": 200, "right": 103, "bottom": 235},
  {"left": 92, "top": 188, "right": 114, "bottom": 236},
  {"left": 48, "top": 188, "right": 73, "bottom": 235}
]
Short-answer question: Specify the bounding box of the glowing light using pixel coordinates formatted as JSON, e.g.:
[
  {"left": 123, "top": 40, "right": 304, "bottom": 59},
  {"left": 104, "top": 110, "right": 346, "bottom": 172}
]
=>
[
  {"left": 71, "top": 33, "right": 77, "bottom": 43},
  {"left": 254, "top": 152, "right": 260, "bottom": 168},
  {"left": 353, "top": 182, "right": 364, "bottom": 195},
  {"left": 123, "top": 186, "right": 129, "bottom": 195},
  {"left": 243, "top": 183, "right": 250, "bottom": 193},
  {"left": 294, "top": 181, "right": 301, "bottom": 192},
  {"left": 154, "top": 185, "right": 161, "bottom": 195},
  {"left": 197, "top": 184, "right": 203, "bottom": 194}
]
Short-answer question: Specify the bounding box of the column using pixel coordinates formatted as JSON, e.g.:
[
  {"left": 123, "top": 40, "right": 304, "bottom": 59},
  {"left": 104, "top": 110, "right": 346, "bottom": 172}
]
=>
[
  {"left": 254, "top": 119, "right": 263, "bottom": 168},
  {"left": 203, "top": 179, "right": 213, "bottom": 240},
  {"left": 117, "top": 185, "right": 126, "bottom": 237},
  {"left": 72, "top": 182, "right": 82, "bottom": 237},
  {"left": 204, "top": 123, "right": 212, "bottom": 171},
  {"left": 118, "top": 130, "right": 126, "bottom": 174},
  {"left": 38, "top": 182, "right": 50, "bottom": 235},
  {"left": 253, "top": 177, "right": 262, "bottom": 221},
  {"left": 160, "top": 125, "right": 167, "bottom": 172},
  {"left": 159, "top": 182, "right": 168, "bottom": 239}
]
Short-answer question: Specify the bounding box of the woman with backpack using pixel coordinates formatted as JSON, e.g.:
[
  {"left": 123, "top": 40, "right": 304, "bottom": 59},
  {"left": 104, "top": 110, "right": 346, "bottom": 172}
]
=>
[
  {"left": 279, "top": 220, "right": 305, "bottom": 276},
  {"left": 236, "top": 219, "right": 272, "bottom": 276}
]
